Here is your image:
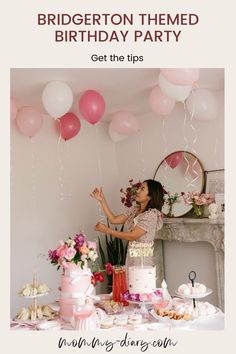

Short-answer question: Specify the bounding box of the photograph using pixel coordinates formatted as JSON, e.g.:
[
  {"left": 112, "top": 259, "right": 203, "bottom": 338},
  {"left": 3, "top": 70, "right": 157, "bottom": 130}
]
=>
[{"left": 10, "top": 67, "right": 225, "bottom": 333}]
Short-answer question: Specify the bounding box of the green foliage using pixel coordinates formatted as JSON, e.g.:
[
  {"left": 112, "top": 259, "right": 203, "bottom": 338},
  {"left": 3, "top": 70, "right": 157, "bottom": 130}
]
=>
[{"left": 98, "top": 223, "right": 128, "bottom": 287}]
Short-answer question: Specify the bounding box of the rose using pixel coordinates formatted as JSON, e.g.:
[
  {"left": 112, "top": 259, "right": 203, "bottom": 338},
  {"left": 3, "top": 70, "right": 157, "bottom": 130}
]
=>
[
  {"left": 48, "top": 249, "right": 59, "bottom": 262},
  {"left": 64, "top": 247, "right": 76, "bottom": 261},
  {"left": 105, "top": 262, "right": 113, "bottom": 275},
  {"left": 87, "top": 241, "right": 97, "bottom": 250},
  {"left": 88, "top": 250, "right": 98, "bottom": 262},
  {"left": 56, "top": 244, "right": 68, "bottom": 258},
  {"left": 79, "top": 246, "right": 90, "bottom": 255}
]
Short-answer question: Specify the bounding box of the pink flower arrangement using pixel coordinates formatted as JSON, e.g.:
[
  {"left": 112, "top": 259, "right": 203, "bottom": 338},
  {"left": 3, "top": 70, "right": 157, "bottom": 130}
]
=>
[
  {"left": 48, "top": 234, "right": 113, "bottom": 288},
  {"left": 183, "top": 191, "right": 215, "bottom": 217},
  {"left": 122, "top": 289, "right": 162, "bottom": 302},
  {"left": 48, "top": 233, "right": 98, "bottom": 270},
  {"left": 120, "top": 179, "right": 142, "bottom": 208},
  {"left": 183, "top": 191, "right": 215, "bottom": 206}
]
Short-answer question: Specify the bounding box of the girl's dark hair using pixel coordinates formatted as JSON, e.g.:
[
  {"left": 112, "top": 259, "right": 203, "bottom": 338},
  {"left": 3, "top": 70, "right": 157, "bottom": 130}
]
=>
[{"left": 143, "top": 179, "right": 164, "bottom": 212}]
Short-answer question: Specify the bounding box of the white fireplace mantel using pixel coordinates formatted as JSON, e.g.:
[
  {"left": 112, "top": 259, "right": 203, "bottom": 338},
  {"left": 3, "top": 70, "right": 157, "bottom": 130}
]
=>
[{"left": 154, "top": 217, "right": 224, "bottom": 310}]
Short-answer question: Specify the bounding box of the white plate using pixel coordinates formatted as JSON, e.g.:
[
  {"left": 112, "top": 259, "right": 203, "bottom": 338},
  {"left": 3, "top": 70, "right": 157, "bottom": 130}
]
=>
[
  {"left": 175, "top": 288, "right": 212, "bottom": 299},
  {"left": 36, "top": 320, "right": 61, "bottom": 330},
  {"left": 149, "top": 309, "right": 192, "bottom": 327},
  {"left": 147, "top": 322, "right": 171, "bottom": 330}
]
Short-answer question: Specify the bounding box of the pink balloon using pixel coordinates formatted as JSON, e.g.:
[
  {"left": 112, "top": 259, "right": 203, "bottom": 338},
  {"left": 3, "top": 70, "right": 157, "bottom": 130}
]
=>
[
  {"left": 58, "top": 112, "right": 81, "bottom": 141},
  {"left": 149, "top": 86, "right": 175, "bottom": 116},
  {"left": 165, "top": 152, "right": 183, "bottom": 169},
  {"left": 16, "top": 106, "right": 43, "bottom": 138},
  {"left": 10, "top": 97, "right": 18, "bottom": 120},
  {"left": 79, "top": 90, "right": 105, "bottom": 125},
  {"left": 110, "top": 111, "right": 140, "bottom": 135},
  {"left": 161, "top": 69, "right": 200, "bottom": 86}
]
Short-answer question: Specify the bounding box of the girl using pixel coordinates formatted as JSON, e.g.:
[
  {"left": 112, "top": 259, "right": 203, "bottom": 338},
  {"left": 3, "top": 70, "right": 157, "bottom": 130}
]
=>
[{"left": 90, "top": 179, "right": 164, "bottom": 266}]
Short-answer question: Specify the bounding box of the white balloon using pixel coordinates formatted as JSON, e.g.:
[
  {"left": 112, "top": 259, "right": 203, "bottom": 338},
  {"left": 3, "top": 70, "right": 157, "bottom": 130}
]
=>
[
  {"left": 42, "top": 81, "right": 73, "bottom": 119},
  {"left": 186, "top": 89, "right": 218, "bottom": 121},
  {"left": 108, "top": 123, "right": 127, "bottom": 143},
  {"left": 158, "top": 73, "right": 192, "bottom": 102}
]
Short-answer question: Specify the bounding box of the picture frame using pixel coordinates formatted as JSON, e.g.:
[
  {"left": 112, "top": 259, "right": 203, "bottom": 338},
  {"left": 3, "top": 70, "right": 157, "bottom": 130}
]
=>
[
  {"left": 203, "top": 169, "right": 225, "bottom": 217},
  {"left": 204, "top": 169, "right": 224, "bottom": 194}
]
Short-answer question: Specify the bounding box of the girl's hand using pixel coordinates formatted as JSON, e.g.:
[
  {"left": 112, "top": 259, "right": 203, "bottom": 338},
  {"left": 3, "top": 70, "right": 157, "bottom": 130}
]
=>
[
  {"left": 90, "top": 187, "right": 105, "bottom": 202},
  {"left": 95, "top": 222, "right": 108, "bottom": 234}
]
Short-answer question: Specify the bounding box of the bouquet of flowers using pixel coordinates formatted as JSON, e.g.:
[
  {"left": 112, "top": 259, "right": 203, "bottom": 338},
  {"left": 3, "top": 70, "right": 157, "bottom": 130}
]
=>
[
  {"left": 164, "top": 190, "right": 184, "bottom": 217},
  {"left": 120, "top": 179, "right": 142, "bottom": 208},
  {"left": 48, "top": 233, "right": 114, "bottom": 286},
  {"left": 48, "top": 232, "right": 98, "bottom": 271},
  {"left": 183, "top": 191, "right": 215, "bottom": 217}
]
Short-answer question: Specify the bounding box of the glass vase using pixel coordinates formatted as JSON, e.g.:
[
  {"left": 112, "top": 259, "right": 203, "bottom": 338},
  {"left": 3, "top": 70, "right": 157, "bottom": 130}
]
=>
[
  {"left": 112, "top": 265, "right": 128, "bottom": 305},
  {"left": 193, "top": 204, "right": 204, "bottom": 218}
]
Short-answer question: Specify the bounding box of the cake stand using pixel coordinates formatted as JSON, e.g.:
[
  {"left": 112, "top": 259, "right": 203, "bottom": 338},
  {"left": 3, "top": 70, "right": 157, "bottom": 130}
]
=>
[
  {"left": 17, "top": 272, "right": 50, "bottom": 322},
  {"left": 175, "top": 271, "right": 212, "bottom": 308},
  {"left": 127, "top": 299, "right": 153, "bottom": 315}
]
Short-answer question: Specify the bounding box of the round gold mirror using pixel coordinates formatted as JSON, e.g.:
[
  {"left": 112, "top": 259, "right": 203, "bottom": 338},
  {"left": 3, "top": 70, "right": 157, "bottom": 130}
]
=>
[{"left": 154, "top": 151, "right": 205, "bottom": 217}]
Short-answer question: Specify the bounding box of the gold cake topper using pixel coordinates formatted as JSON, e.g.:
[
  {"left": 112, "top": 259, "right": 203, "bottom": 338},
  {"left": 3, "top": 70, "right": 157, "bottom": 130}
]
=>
[{"left": 129, "top": 241, "right": 154, "bottom": 257}]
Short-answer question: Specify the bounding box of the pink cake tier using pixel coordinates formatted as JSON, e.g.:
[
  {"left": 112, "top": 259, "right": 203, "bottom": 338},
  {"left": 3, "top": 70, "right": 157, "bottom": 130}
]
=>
[{"left": 59, "top": 263, "right": 95, "bottom": 322}]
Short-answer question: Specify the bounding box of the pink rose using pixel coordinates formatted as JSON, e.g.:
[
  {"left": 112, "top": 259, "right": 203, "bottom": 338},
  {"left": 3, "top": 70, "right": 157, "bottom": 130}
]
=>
[
  {"left": 64, "top": 247, "right": 76, "bottom": 261},
  {"left": 56, "top": 244, "right": 68, "bottom": 258},
  {"left": 87, "top": 241, "right": 97, "bottom": 251}
]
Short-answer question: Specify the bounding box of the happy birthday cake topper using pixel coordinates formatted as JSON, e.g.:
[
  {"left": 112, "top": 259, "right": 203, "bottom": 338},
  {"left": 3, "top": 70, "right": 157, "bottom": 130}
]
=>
[{"left": 129, "top": 241, "right": 154, "bottom": 257}]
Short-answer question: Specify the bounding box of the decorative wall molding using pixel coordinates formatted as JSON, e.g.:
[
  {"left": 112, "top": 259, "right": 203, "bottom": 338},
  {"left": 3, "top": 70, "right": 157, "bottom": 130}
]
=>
[{"left": 155, "top": 217, "right": 224, "bottom": 310}]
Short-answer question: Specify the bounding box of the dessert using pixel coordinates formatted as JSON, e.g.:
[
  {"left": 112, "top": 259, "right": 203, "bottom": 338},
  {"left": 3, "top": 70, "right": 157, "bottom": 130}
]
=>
[
  {"left": 114, "top": 314, "right": 128, "bottom": 326},
  {"left": 15, "top": 304, "right": 57, "bottom": 321},
  {"left": 156, "top": 308, "right": 191, "bottom": 321},
  {"left": 18, "top": 283, "right": 50, "bottom": 297},
  {"left": 100, "top": 317, "right": 114, "bottom": 329},
  {"left": 177, "top": 282, "right": 207, "bottom": 296},
  {"left": 96, "top": 299, "right": 123, "bottom": 314},
  {"left": 128, "top": 313, "right": 143, "bottom": 324},
  {"left": 173, "top": 301, "right": 216, "bottom": 318},
  {"left": 128, "top": 266, "right": 156, "bottom": 295}
]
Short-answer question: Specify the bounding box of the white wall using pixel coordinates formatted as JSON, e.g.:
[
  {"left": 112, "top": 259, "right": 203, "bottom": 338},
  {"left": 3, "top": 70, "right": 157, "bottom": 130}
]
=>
[
  {"left": 11, "top": 117, "right": 120, "bottom": 317},
  {"left": 11, "top": 89, "right": 224, "bottom": 316}
]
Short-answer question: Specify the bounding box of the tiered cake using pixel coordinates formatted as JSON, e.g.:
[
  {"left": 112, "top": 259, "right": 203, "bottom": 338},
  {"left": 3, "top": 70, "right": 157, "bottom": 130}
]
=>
[{"left": 60, "top": 262, "right": 95, "bottom": 322}]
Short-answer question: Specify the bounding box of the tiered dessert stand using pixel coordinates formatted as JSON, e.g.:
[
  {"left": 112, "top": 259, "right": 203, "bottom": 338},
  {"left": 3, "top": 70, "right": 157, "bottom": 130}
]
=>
[
  {"left": 17, "top": 272, "right": 50, "bottom": 321},
  {"left": 175, "top": 270, "right": 213, "bottom": 308}
]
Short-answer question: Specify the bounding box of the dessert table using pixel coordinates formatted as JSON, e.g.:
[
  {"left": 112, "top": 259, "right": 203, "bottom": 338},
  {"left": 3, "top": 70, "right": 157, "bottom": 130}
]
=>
[{"left": 11, "top": 297, "right": 224, "bottom": 331}]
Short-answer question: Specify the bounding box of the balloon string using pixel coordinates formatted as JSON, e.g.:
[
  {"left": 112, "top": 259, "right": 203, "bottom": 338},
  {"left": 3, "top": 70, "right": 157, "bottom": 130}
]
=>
[
  {"left": 57, "top": 131, "right": 65, "bottom": 201},
  {"left": 65, "top": 141, "right": 73, "bottom": 199},
  {"left": 30, "top": 137, "right": 36, "bottom": 200},
  {"left": 161, "top": 117, "right": 169, "bottom": 190},
  {"left": 139, "top": 131, "right": 146, "bottom": 180},
  {"left": 95, "top": 125, "right": 106, "bottom": 224},
  {"left": 182, "top": 103, "right": 191, "bottom": 186},
  {"left": 213, "top": 133, "right": 220, "bottom": 192},
  {"left": 187, "top": 90, "right": 200, "bottom": 188}
]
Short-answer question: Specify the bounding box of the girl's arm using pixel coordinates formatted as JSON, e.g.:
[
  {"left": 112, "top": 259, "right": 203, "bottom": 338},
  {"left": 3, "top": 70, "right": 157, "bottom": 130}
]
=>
[{"left": 95, "top": 222, "right": 146, "bottom": 241}]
